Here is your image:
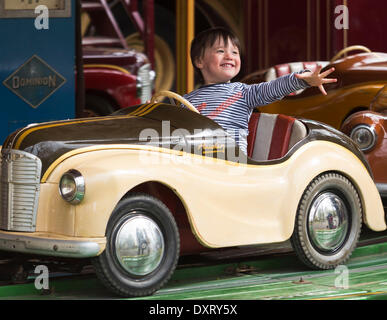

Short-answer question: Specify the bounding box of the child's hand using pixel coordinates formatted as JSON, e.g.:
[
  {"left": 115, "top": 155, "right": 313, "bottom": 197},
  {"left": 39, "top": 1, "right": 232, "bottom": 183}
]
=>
[{"left": 295, "top": 66, "right": 337, "bottom": 95}]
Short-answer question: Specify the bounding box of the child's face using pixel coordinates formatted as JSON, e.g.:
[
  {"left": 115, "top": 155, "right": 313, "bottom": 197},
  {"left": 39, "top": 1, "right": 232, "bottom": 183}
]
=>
[{"left": 195, "top": 37, "right": 241, "bottom": 84}]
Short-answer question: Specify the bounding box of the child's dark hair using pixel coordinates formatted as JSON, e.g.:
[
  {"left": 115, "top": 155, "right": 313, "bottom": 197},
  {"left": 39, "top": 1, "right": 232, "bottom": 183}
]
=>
[{"left": 190, "top": 27, "right": 241, "bottom": 83}]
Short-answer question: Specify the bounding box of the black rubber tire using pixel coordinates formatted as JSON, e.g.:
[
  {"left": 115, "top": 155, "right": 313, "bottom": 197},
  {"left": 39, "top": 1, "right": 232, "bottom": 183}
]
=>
[
  {"left": 84, "top": 94, "right": 115, "bottom": 116},
  {"left": 290, "top": 172, "right": 362, "bottom": 270},
  {"left": 92, "top": 193, "right": 180, "bottom": 297}
]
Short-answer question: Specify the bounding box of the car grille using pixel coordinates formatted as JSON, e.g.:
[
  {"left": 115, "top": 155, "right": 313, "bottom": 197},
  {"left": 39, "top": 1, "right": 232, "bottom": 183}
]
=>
[
  {"left": 0, "top": 150, "right": 41, "bottom": 232},
  {"left": 137, "top": 63, "right": 155, "bottom": 103}
]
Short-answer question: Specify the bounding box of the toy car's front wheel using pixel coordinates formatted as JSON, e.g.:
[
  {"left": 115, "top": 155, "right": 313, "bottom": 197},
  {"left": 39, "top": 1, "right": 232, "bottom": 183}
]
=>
[
  {"left": 92, "top": 193, "right": 180, "bottom": 297},
  {"left": 291, "top": 172, "right": 362, "bottom": 269}
]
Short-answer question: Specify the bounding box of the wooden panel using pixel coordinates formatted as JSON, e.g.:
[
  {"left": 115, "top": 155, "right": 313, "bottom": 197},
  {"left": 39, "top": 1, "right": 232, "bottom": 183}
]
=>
[{"left": 176, "top": 0, "right": 195, "bottom": 95}]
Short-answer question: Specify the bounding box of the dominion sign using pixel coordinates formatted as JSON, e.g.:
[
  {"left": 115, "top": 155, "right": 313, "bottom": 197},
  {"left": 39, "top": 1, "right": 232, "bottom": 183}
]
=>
[{"left": 3, "top": 55, "right": 66, "bottom": 108}]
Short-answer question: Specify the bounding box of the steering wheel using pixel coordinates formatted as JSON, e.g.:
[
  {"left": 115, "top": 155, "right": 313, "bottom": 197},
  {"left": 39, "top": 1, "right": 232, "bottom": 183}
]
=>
[
  {"left": 150, "top": 90, "right": 199, "bottom": 113},
  {"left": 330, "top": 45, "right": 371, "bottom": 63}
]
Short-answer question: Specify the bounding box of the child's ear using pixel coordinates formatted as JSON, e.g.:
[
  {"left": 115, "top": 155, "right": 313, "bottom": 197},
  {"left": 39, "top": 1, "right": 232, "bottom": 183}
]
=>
[{"left": 194, "top": 57, "right": 203, "bottom": 69}]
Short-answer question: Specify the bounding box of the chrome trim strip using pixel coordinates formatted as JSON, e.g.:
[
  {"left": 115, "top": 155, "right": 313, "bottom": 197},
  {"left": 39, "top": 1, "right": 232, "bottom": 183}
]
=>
[
  {"left": 0, "top": 233, "right": 103, "bottom": 258},
  {"left": 59, "top": 169, "right": 85, "bottom": 204},
  {"left": 137, "top": 63, "right": 155, "bottom": 103},
  {"left": 0, "top": 149, "right": 41, "bottom": 232},
  {"left": 350, "top": 124, "right": 377, "bottom": 152}
]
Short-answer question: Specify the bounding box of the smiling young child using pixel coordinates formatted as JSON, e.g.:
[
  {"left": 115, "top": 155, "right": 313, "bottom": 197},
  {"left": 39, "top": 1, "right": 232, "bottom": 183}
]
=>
[{"left": 184, "top": 27, "right": 337, "bottom": 154}]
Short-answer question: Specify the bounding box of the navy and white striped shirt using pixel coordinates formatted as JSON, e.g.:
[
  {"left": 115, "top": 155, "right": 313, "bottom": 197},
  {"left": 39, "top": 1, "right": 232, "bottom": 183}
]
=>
[{"left": 184, "top": 72, "right": 310, "bottom": 154}]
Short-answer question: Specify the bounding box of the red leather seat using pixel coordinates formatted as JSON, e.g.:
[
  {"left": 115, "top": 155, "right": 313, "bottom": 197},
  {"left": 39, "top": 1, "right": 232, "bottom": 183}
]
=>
[
  {"left": 267, "top": 61, "right": 329, "bottom": 95},
  {"left": 247, "top": 112, "right": 307, "bottom": 160}
]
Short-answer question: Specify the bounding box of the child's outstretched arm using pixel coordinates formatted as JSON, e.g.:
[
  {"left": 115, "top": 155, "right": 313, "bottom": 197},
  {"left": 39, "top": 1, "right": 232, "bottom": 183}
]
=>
[{"left": 295, "top": 66, "right": 337, "bottom": 95}]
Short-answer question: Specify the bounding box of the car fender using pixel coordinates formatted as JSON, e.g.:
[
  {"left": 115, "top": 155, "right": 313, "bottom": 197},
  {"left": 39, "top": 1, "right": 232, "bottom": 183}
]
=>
[
  {"left": 84, "top": 67, "right": 139, "bottom": 107},
  {"left": 283, "top": 140, "right": 386, "bottom": 236}
]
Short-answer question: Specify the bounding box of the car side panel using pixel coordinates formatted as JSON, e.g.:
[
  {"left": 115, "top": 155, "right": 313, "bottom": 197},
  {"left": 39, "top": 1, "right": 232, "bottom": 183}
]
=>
[
  {"left": 42, "top": 142, "right": 386, "bottom": 248},
  {"left": 84, "top": 68, "right": 140, "bottom": 107},
  {"left": 259, "top": 83, "right": 386, "bottom": 129}
]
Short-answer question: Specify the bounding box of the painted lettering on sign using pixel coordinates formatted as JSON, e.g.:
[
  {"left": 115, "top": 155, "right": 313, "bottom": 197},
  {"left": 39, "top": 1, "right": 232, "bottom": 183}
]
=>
[{"left": 12, "top": 75, "right": 57, "bottom": 89}]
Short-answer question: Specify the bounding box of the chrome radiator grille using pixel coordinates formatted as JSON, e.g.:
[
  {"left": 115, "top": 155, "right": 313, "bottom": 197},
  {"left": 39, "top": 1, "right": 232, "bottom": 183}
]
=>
[{"left": 0, "top": 150, "right": 41, "bottom": 232}]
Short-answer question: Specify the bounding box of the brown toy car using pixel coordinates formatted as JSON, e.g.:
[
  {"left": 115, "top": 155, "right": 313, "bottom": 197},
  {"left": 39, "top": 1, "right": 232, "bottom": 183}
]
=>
[
  {"left": 341, "top": 85, "right": 387, "bottom": 209},
  {"left": 242, "top": 46, "right": 387, "bottom": 207},
  {"left": 241, "top": 46, "right": 387, "bottom": 130}
]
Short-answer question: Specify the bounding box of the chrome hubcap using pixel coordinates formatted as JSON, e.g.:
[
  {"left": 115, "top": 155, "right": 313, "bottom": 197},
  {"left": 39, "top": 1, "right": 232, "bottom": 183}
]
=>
[
  {"left": 308, "top": 192, "right": 349, "bottom": 252},
  {"left": 115, "top": 214, "right": 164, "bottom": 276}
]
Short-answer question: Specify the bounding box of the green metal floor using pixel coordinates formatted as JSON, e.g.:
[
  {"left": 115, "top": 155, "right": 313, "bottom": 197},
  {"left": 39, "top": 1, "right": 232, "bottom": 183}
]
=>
[
  {"left": 153, "top": 243, "right": 387, "bottom": 300},
  {"left": 0, "top": 231, "right": 387, "bottom": 300}
]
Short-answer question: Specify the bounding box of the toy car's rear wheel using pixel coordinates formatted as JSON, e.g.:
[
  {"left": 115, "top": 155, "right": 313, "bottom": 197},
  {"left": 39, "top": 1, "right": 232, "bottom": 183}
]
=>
[
  {"left": 84, "top": 94, "right": 115, "bottom": 117},
  {"left": 92, "top": 193, "right": 179, "bottom": 297},
  {"left": 291, "top": 172, "right": 362, "bottom": 269}
]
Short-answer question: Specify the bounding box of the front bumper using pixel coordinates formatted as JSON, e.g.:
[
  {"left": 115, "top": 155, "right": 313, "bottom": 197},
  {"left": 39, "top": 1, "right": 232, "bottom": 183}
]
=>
[{"left": 0, "top": 231, "right": 106, "bottom": 258}]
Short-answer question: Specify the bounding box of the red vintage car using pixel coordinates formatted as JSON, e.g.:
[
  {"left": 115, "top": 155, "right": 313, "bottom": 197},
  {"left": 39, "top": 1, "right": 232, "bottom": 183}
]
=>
[
  {"left": 82, "top": 46, "right": 154, "bottom": 116},
  {"left": 80, "top": 0, "right": 156, "bottom": 116}
]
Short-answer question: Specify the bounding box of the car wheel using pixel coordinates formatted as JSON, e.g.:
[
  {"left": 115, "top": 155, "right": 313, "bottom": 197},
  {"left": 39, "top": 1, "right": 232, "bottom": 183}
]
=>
[
  {"left": 92, "top": 193, "right": 180, "bottom": 297},
  {"left": 84, "top": 94, "right": 115, "bottom": 116},
  {"left": 291, "top": 172, "right": 362, "bottom": 269}
]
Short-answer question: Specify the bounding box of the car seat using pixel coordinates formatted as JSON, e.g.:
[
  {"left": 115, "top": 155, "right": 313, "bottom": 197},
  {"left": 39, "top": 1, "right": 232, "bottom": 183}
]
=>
[
  {"left": 247, "top": 112, "right": 307, "bottom": 160},
  {"left": 265, "top": 61, "right": 330, "bottom": 95}
]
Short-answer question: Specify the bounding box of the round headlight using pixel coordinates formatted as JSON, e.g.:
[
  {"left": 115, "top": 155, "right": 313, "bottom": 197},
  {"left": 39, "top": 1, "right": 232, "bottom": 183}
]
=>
[
  {"left": 350, "top": 124, "right": 377, "bottom": 152},
  {"left": 59, "top": 169, "right": 85, "bottom": 204}
]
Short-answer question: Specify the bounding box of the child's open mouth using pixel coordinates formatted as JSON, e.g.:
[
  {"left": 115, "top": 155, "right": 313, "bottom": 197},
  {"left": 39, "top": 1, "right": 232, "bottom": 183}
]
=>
[{"left": 221, "top": 63, "right": 235, "bottom": 68}]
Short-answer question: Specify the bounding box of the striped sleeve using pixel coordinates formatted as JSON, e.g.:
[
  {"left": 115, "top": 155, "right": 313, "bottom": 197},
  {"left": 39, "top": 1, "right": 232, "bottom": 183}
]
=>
[{"left": 244, "top": 71, "right": 310, "bottom": 108}]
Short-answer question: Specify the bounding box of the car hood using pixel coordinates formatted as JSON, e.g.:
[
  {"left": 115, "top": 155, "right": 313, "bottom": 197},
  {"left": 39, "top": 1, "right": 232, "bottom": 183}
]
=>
[
  {"left": 82, "top": 46, "right": 149, "bottom": 75},
  {"left": 333, "top": 52, "right": 387, "bottom": 87},
  {"left": 294, "top": 52, "right": 387, "bottom": 98},
  {"left": 2, "top": 104, "right": 229, "bottom": 177}
]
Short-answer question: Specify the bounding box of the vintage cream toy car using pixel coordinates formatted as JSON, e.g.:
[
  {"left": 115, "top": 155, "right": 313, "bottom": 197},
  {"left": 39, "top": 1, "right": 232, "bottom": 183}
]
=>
[{"left": 0, "top": 91, "right": 385, "bottom": 297}]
